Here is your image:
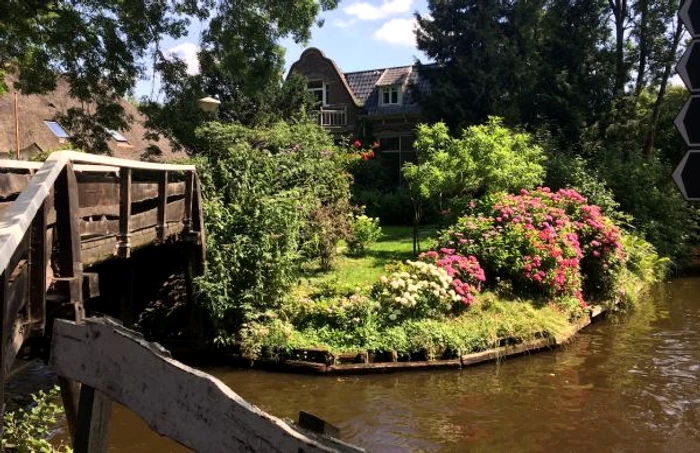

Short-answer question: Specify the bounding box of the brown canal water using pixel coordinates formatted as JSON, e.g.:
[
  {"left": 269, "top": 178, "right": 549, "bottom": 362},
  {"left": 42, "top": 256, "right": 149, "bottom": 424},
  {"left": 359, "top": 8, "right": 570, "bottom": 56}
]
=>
[{"left": 36, "top": 277, "right": 700, "bottom": 451}]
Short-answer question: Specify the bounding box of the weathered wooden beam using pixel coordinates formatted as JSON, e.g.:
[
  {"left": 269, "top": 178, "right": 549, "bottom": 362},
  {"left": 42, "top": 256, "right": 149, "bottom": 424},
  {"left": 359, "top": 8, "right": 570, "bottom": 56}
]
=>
[
  {"left": 0, "top": 270, "right": 8, "bottom": 440},
  {"left": 54, "top": 162, "right": 85, "bottom": 323},
  {"left": 166, "top": 198, "right": 186, "bottom": 223},
  {"left": 80, "top": 218, "right": 120, "bottom": 238},
  {"left": 132, "top": 182, "right": 159, "bottom": 203},
  {"left": 156, "top": 171, "right": 168, "bottom": 242},
  {"left": 29, "top": 200, "right": 48, "bottom": 333},
  {"left": 74, "top": 385, "right": 112, "bottom": 453},
  {"left": 118, "top": 168, "right": 132, "bottom": 258},
  {"left": 50, "top": 318, "right": 364, "bottom": 453},
  {"left": 183, "top": 170, "right": 194, "bottom": 232}
]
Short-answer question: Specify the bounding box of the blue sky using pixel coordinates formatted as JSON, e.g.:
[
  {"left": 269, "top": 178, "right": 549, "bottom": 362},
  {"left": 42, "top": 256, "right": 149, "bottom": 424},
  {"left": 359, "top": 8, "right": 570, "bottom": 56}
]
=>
[{"left": 135, "top": 0, "right": 432, "bottom": 99}]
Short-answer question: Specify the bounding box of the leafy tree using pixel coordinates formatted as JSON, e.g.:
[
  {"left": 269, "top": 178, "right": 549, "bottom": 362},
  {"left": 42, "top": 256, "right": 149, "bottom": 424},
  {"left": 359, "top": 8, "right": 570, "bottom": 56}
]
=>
[
  {"left": 0, "top": 0, "right": 336, "bottom": 153},
  {"left": 403, "top": 118, "right": 545, "bottom": 252}
]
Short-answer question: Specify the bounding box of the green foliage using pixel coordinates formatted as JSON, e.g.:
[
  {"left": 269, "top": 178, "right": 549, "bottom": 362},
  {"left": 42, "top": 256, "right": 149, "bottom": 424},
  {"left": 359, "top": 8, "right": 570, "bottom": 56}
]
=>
[
  {"left": 194, "top": 119, "right": 352, "bottom": 340},
  {"left": 346, "top": 214, "right": 382, "bottom": 256},
  {"left": 0, "top": 0, "right": 337, "bottom": 151},
  {"left": 405, "top": 118, "right": 545, "bottom": 205},
  {"left": 2, "top": 386, "right": 71, "bottom": 453}
]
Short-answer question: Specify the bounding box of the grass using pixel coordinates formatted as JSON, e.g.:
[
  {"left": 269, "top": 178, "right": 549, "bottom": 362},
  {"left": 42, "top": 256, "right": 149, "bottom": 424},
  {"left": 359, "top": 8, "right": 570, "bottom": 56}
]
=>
[{"left": 297, "top": 225, "right": 438, "bottom": 294}]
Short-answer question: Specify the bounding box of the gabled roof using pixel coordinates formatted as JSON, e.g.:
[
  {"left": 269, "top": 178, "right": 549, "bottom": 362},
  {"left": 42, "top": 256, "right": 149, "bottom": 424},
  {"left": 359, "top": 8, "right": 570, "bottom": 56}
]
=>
[
  {"left": 288, "top": 48, "right": 363, "bottom": 107},
  {"left": 344, "top": 64, "right": 432, "bottom": 116},
  {"left": 0, "top": 74, "right": 183, "bottom": 161}
]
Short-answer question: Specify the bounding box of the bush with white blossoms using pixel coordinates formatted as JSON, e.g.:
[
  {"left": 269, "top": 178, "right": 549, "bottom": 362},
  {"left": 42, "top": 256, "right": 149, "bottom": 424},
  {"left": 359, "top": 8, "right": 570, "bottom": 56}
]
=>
[{"left": 371, "top": 261, "right": 463, "bottom": 323}]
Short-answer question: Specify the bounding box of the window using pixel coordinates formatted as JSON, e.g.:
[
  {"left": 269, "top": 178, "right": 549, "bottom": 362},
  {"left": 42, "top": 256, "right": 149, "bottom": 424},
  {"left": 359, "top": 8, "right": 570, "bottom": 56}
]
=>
[
  {"left": 380, "top": 86, "right": 401, "bottom": 106},
  {"left": 107, "top": 129, "right": 129, "bottom": 143},
  {"left": 44, "top": 121, "right": 70, "bottom": 139},
  {"left": 307, "top": 80, "right": 328, "bottom": 106}
]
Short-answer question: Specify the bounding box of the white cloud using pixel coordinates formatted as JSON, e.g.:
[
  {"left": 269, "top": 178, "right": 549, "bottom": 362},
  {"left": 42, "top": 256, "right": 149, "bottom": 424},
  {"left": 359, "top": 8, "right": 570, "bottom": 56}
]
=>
[
  {"left": 344, "top": 0, "right": 412, "bottom": 21},
  {"left": 167, "top": 42, "right": 200, "bottom": 75},
  {"left": 373, "top": 18, "right": 417, "bottom": 46},
  {"left": 333, "top": 18, "right": 357, "bottom": 28}
]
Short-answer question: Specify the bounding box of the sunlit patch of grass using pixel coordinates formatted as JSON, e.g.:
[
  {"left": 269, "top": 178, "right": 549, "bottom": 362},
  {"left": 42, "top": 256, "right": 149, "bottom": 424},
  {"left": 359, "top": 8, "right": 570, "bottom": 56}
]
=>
[{"left": 296, "top": 226, "right": 438, "bottom": 295}]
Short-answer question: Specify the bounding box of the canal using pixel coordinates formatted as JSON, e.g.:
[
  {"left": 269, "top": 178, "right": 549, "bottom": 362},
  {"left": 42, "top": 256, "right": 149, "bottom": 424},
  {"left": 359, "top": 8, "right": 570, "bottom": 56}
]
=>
[{"left": 31, "top": 277, "right": 700, "bottom": 451}]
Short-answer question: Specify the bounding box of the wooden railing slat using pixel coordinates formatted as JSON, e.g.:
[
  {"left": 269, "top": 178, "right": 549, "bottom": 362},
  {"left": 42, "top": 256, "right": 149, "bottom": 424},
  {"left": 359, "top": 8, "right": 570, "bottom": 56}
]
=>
[
  {"left": 51, "top": 318, "right": 364, "bottom": 453},
  {"left": 118, "top": 169, "right": 132, "bottom": 258}
]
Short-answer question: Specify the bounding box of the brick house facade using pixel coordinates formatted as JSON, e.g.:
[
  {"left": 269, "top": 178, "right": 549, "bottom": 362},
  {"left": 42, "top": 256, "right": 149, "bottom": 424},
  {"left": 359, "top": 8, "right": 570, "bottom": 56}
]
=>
[{"left": 288, "top": 48, "right": 430, "bottom": 186}]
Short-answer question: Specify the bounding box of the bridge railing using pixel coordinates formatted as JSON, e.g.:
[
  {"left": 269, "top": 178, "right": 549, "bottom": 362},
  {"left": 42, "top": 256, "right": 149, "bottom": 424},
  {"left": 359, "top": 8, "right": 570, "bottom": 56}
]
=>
[{"left": 0, "top": 151, "right": 205, "bottom": 417}]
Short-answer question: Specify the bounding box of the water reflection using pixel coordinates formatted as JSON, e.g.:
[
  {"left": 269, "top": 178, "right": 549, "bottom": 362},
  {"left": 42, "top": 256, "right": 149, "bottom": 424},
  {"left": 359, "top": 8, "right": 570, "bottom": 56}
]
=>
[{"left": 36, "top": 278, "right": 700, "bottom": 451}]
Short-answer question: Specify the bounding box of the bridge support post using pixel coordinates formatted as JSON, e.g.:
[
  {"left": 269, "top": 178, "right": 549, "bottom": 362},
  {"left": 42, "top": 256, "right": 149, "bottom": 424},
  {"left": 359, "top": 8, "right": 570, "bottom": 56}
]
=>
[
  {"left": 0, "top": 270, "right": 8, "bottom": 441},
  {"left": 118, "top": 168, "right": 132, "bottom": 259},
  {"left": 74, "top": 384, "right": 112, "bottom": 453},
  {"left": 54, "top": 162, "right": 85, "bottom": 443}
]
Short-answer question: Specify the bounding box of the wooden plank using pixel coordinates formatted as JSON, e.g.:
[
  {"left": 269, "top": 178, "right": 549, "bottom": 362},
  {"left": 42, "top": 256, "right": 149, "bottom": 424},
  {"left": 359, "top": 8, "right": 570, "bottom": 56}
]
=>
[
  {"left": 50, "top": 318, "right": 364, "bottom": 453},
  {"left": 132, "top": 182, "right": 159, "bottom": 203},
  {"left": 0, "top": 270, "right": 8, "bottom": 439},
  {"left": 1, "top": 161, "right": 119, "bottom": 173},
  {"left": 184, "top": 171, "right": 194, "bottom": 231},
  {"left": 0, "top": 172, "right": 32, "bottom": 199},
  {"left": 118, "top": 168, "right": 132, "bottom": 258},
  {"left": 192, "top": 175, "right": 206, "bottom": 274},
  {"left": 58, "top": 377, "right": 80, "bottom": 444},
  {"left": 80, "top": 218, "right": 120, "bottom": 238},
  {"left": 29, "top": 200, "right": 48, "bottom": 332},
  {"left": 166, "top": 198, "right": 186, "bottom": 223},
  {"left": 157, "top": 172, "right": 168, "bottom": 241},
  {"left": 81, "top": 237, "right": 118, "bottom": 267},
  {"left": 130, "top": 207, "right": 158, "bottom": 231},
  {"left": 326, "top": 359, "right": 461, "bottom": 373},
  {"left": 7, "top": 228, "right": 29, "bottom": 282},
  {"left": 74, "top": 385, "right": 112, "bottom": 453},
  {"left": 54, "top": 162, "right": 84, "bottom": 322},
  {"left": 3, "top": 151, "right": 195, "bottom": 172},
  {"left": 168, "top": 181, "right": 185, "bottom": 197},
  {"left": 460, "top": 338, "right": 554, "bottom": 367},
  {"left": 78, "top": 181, "right": 119, "bottom": 210}
]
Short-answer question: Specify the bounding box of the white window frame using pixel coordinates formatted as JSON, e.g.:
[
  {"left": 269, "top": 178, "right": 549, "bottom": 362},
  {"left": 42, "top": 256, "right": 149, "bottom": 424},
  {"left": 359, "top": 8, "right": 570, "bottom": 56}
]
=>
[
  {"left": 307, "top": 80, "right": 328, "bottom": 107},
  {"left": 380, "top": 86, "right": 402, "bottom": 106}
]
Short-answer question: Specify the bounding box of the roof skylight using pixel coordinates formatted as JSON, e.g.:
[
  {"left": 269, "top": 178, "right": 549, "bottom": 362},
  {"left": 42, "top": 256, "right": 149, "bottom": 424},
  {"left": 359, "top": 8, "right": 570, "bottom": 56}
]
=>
[{"left": 44, "top": 121, "right": 70, "bottom": 139}]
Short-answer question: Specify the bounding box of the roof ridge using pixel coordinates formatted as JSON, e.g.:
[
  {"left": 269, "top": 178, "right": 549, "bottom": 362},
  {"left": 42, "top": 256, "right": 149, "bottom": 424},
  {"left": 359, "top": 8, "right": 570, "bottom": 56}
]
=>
[{"left": 343, "top": 64, "right": 415, "bottom": 76}]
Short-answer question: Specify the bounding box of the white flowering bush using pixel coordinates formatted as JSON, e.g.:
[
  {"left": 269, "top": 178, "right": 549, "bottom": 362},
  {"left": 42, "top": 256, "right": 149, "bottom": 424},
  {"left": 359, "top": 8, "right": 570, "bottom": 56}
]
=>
[{"left": 371, "top": 261, "right": 463, "bottom": 323}]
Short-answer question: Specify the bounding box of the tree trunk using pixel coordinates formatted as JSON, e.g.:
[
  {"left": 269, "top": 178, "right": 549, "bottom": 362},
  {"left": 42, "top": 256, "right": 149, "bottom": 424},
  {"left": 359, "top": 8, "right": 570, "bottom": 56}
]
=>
[
  {"left": 609, "top": 0, "right": 628, "bottom": 96},
  {"left": 634, "top": 0, "right": 649, "bottom": 96},
  {"left": 643, "top": 11, "right": 683, "bottom": 158}
]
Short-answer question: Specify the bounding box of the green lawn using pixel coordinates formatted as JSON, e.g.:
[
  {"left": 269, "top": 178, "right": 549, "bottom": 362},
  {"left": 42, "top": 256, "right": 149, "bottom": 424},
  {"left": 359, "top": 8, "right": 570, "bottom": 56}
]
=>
[{"left": 297, "top": 225, "right": 438, "bottom": 294}]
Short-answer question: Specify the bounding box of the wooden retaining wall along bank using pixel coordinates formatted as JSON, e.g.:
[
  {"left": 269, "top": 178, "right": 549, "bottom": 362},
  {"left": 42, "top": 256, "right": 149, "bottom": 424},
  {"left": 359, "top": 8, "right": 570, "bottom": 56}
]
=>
[{"left": 0, "top": 152, "right": 360, "bottom": 453}]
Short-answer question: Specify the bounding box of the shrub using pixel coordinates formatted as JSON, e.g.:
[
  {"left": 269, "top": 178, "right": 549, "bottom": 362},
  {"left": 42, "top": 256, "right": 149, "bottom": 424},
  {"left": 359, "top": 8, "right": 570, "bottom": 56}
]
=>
[
  {"left": 346, "top": 214, "right": 382, "bottom": 256},
  {"left": 442, "top": 187, "right": 626, "bottom": 309},
  {"left": 194, "top": 119, "right": 353, "bottom": 341},
  {"left": 418, "top": 248, "right": 485, "bottom": 308},
  {"left": 372, "top": 260, "right": 473, "bottom": 323},
  {"left": 2, "top": 386, "right": 72, "bottom": 453}
]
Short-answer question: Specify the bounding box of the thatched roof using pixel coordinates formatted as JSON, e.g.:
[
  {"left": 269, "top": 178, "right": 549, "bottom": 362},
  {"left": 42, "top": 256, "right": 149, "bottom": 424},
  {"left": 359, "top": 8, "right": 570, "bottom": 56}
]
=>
[{"left": 0, "top": 75, "right": 184, "bottom": 161}]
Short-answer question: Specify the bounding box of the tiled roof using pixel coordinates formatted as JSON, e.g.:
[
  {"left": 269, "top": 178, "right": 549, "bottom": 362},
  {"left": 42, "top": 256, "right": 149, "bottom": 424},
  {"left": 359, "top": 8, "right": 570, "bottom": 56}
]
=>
[{"left": 344, "top": 65, "right": 432, "bottom": 116}]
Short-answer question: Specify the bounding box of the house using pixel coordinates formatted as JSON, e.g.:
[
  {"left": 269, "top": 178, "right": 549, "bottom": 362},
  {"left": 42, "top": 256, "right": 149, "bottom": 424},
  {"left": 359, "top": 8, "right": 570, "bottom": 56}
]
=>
[
  {"left": 0, "top": 74, "right": 182, "bottom": 161},
  {"left": 288, "top": 48, "right": 431, "bottom": 185}
]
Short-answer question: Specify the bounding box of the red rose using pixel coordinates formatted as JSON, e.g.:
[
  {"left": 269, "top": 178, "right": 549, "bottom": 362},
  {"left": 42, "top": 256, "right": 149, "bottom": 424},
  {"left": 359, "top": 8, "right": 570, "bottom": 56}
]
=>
[
  {"left": 353, "top": 139, "right": 362, "bottom": 148},
  {"left": 372, "top": 141, "right": 380, "bottom": 149}
]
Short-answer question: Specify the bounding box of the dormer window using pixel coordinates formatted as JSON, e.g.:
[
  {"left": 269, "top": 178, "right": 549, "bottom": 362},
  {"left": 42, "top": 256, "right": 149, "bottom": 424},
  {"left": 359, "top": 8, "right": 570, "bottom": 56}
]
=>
[
  {"left": 380, "top": 86, "right": 401, "bottom": 106},
  {"left": 307, "top": 80, "right": 328, "bottom": 106}
]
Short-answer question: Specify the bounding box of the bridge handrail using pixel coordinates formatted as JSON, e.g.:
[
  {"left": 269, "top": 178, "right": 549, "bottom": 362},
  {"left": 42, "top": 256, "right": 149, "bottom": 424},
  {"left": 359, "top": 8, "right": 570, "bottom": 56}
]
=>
[{"left": 0, "top": 150, "right": 197, "bottom": 278}]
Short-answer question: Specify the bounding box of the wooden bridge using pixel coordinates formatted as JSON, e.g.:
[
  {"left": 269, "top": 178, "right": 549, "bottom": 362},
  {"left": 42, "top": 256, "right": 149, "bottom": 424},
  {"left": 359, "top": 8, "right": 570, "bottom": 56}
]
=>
[{"left": 0, "top": 152, "right": 360, "bottom": 452}]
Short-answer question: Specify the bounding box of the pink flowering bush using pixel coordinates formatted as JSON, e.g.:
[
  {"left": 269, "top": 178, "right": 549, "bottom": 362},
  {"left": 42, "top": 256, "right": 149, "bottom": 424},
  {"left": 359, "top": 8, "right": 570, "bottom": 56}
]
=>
[
  {"left": 441, "top": 188, "right": 626, "bottom": 309},
  {"left": 418, "top": 248, "right": 485, "bottom": 309}
]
